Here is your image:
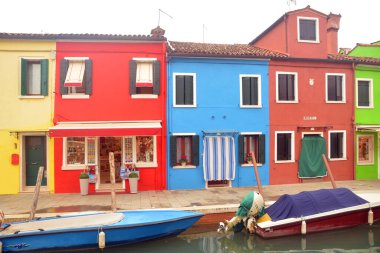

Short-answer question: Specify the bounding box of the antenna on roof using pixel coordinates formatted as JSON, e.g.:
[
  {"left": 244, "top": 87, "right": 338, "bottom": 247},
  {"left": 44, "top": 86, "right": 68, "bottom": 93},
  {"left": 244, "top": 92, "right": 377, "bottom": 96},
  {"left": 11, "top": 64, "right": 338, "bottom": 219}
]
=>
[
  {"left": 158, "top": 9, "right": 173, "bottom": 26},
  {"left": 202, "top": 24, "right": 207, "bottom": 43},
  {"left": 287, "top": 0, "right": 296, "bottom": 10}
]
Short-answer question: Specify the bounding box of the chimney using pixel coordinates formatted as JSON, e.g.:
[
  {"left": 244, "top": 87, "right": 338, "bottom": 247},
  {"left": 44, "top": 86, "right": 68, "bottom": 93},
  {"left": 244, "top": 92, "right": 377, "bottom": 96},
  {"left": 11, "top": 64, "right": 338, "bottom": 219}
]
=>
[
  {"left": 151, "top": 26, "right": 165, "bottom": 38},
  {"left": 326, "top": 13, "right": 341, "bottom": 54}
]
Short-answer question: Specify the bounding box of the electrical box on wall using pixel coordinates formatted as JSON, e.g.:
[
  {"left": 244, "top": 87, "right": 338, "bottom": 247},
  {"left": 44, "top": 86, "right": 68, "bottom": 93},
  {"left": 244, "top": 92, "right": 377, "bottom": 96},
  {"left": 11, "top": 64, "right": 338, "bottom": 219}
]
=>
[{"left": 11, "top": 154, "right": 19, "bottom": 165}]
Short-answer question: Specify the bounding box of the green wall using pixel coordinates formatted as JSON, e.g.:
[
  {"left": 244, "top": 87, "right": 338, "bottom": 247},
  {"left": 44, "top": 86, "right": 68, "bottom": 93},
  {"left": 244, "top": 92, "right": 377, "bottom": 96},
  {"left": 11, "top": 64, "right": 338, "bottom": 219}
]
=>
[{"left": 350, "top": 45, "right": 380, "bottom": 59}]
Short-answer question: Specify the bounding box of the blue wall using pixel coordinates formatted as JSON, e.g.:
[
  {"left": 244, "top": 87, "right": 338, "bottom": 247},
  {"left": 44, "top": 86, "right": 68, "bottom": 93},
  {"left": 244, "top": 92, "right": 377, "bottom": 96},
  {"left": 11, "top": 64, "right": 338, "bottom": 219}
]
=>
[{"left": 167, "top": 57, "right": 270, "bottom": 190}]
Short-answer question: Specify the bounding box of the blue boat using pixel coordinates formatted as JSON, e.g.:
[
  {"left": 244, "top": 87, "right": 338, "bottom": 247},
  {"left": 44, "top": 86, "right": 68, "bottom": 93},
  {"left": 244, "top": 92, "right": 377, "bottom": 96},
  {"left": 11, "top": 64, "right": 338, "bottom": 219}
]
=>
[{"left": 0, "top": 210, "right": 203, "bottom": 252}]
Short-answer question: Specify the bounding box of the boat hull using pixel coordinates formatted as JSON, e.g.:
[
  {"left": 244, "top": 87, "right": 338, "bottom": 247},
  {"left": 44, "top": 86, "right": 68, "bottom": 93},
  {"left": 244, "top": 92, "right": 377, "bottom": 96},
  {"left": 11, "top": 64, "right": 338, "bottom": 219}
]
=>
[{"left": 0, "top": 210, "right": 202, "bottom": 252}]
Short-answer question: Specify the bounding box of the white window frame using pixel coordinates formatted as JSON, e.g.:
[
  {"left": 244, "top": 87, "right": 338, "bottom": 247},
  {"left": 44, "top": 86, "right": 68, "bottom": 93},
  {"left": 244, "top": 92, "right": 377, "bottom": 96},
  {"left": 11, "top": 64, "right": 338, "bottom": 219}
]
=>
[
  {"left": 301, "top": 132, "right": 323, "bottom": 138},
  {"left": 241, "top": 131, "right": 263, "bottom": 166},
  {"left": 173, "top": 73, "right": 197, "bottom": 107},
  {"left": 276, "top": 71, "right": 298, "bottom": 103},
  {"left": 172, "top": 133, "right": 197, "bottom": 169},
  {"left": 132, "top": 57, "right": 157, "bottom": 98},
  {"left": 297, "top": 16, "right": 320, "bottom": 43},
  {"left": 275, "top": 131, "right": 295, "bottom": 163},
  {"left": 356, "top": 78, "right": 373, "bottom": 108},
  {"left": 122, "top": 136, "right": 157, "bottom": 168},
  {"left": 19, "top": 57, "right": 46, "bottom": 98},
  {"left": 62, "top": 137, "right": 98, "bottom": 170},
  {"left": 357, "top": 134, "right": 374, "bottom": 165},
  {"left": 325, "top": 73, "right": 346, "bottom": 103},
  {"left": 328, "top": 130, "right": 347, "bottom": 161},
  {"left": 62, "top": 57, "right": 89, "bottom": 99},
  {"left": 240, "top": 74, "right": 262, "bottom": 108}
]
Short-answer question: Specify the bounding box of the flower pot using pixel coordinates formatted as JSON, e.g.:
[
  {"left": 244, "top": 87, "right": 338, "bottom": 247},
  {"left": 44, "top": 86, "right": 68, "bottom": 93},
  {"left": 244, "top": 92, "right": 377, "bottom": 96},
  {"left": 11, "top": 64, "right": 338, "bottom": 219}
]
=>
[
  {"left": 181, "top": 162, "right": 187, "bottom": 166},
  {"left": 80, "top": 178, "right": 89, "bottom": 195},
  {"left": 247, "top": 161, "right": 253, "bottom": 164},
  {"left": 129, "top": 178, "right": 138, "bottom": 193}
]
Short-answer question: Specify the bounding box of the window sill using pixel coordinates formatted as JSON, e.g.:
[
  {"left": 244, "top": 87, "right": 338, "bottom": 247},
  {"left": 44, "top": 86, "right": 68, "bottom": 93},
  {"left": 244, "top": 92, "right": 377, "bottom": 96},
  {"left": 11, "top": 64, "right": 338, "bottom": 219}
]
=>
[
  {"left": 62, "top": 165, "right": 86, "bottom": 170},
  {"left": 357, "top": 162, "right": 374, "bottom": 165},
  {"left": 135, "top": 163, "right": 158, "bottom": 168},
  {"left": 276, "top": 100, "right": 298, "bottom": 104},
  {"left": 325, "top": 101, "right": 346, "bottom": 104},
  {"left": 18, "top": 95, "right": 45, "bottom": 99},
  {"left": 131, "top": 94, "right": 158, "bottom": 99},
  {"left": 240, "top": 105, "right": 262, "bottom": 108},
  {"left": 241, "top": 163, "right": 262, "bottom": 167},
  {"left": 173, "top": 104, "right": 196, "bottom": 108},
  {"left": 62, "top": 94, "right": 90, "bottom": 99},
  {"left": 298, "top": 39, "right": 320, "bottom": 43},
  {"left": 356, "top": 106, "right": 374, "bottom": 109},
  {"left": 173, "top": 165, "right": 196, "bottom": 169},
  {"left": 274, "top": 160, "right": 295, "bottom": 163},
  {"left": 328, "top": 158, "right": 347, "bottom": 161}
]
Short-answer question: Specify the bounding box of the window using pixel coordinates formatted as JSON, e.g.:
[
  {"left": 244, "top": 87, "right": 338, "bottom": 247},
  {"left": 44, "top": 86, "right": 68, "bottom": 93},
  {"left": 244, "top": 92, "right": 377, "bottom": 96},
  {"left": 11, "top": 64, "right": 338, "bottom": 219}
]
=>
[
  {"left": 275, "top": 131, "right": 294, "bottom": 162},
  {"left": 64, "top": 137, "right": 97, "bottom": 169},
  {"left": 20, "top": 59, "right": 48, "bottom": 96},
  {"left": 238, "top": 133, "right": 265, "bottom": 164},
  {"left": 240, "top": 75, "right": 261, "bottom": 107},
  {"left": 276, "top": 72, "right": 298, "bottom": 102},
  {"left": 60, "top": 57, "right": 92, "bottom": 97},
  {"left": 329, "top": 131, "right": 346, "bottom": 160},
  {"left": 326, "top": 74, "right": 345, "bottom": 102},
  {"left": 123, "top": 136, "right": 157, "bottom": 167},
  {"left": 174, "top": 73, "right": 196, "bottom": 107},
  {"left": 298, "top": 17, "right": 319, "bottom": 43},
  {"left": 357, "top": 79, "right": 373, "bottom": 108},
  {"left": 357, "top": 135, "right": 374, "bottom": 165},
  {"left": 170, "top": 134, "right": 199, "bottom": 167},
  {"left": 130, "top": 58, "right": 160, "bottom": 97}
]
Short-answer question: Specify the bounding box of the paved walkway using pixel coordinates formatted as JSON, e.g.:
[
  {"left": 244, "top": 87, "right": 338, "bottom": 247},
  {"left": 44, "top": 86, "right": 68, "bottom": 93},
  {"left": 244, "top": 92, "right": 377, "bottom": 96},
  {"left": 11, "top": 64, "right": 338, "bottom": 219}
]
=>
[{"left": 1, "top": 180, "right": 380, "bottom": 220}]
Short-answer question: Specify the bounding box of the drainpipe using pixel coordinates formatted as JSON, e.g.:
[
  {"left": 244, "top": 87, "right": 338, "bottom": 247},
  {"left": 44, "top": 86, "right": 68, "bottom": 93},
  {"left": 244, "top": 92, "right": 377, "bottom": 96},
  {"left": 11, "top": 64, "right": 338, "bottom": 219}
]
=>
[{"left": 351, "top": 62, "right": 356, "bottom": 180}]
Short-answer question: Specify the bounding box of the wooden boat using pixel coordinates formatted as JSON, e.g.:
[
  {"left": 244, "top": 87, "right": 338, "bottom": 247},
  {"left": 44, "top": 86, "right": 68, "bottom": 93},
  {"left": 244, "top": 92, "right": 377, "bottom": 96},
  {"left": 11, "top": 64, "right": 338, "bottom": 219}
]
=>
[
  {"left": 254, "top": 188, "right": 380, "bottom": 239},
  {"left": 0, "top": 209, "right": 202, "bottom": 252}
]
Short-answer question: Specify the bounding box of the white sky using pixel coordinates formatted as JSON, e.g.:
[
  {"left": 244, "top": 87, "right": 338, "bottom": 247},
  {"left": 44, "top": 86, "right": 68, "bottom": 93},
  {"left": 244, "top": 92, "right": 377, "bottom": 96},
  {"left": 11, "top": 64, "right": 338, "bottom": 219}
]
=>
[{"left": 1, "top": 0, "right": 378, "bottom": 49}]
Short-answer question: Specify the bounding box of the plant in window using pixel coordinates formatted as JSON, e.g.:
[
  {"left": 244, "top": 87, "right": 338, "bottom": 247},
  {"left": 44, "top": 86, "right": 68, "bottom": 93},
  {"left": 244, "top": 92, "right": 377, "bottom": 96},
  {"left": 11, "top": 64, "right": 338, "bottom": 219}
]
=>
[
  {"left": 179, "top": 155, "right": 188, "bottom": 166},
  {"left": 246, "top": 153, "right": 253, "bottom": 164}
]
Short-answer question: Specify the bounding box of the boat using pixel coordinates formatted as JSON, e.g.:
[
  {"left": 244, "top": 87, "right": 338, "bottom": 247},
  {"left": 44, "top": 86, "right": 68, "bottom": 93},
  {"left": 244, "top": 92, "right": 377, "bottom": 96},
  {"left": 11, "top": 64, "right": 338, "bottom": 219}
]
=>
[
  {"left": 254, "top": 188, "right": 380, "bottom": 239},
  {"left": 0, "top": 209, "right": 203, "bottom": 252}
]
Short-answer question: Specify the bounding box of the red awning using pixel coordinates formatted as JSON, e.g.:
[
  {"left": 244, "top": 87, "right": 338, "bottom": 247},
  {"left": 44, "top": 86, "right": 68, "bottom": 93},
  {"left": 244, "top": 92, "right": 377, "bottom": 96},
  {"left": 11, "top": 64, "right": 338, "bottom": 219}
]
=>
[{"left": 49, "top": 121, "right": 162, "bottom": 137}]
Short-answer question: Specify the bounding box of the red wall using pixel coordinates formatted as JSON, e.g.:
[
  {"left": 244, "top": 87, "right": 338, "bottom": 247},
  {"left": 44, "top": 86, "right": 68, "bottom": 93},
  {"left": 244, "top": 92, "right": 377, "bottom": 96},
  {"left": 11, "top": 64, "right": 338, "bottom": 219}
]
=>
[
  {"left": 54, "top": 41, "right": 167, "bottom": 193},
  {"left": 269, "top": 60, "right": 355, "bottom": 184}
]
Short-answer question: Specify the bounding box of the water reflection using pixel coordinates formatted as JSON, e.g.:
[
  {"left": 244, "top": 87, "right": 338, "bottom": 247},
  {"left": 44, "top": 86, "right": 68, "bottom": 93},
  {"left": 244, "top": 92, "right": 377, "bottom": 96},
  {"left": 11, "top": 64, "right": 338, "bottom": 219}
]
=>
[{"left": 68, "top": 224, "right": 380, "bottom": 253}]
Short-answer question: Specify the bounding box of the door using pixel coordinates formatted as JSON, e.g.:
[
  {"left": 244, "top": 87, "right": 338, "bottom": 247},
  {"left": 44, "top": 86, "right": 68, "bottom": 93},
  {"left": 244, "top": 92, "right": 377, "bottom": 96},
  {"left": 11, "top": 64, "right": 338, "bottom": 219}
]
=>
[{"left": 25, "top": 136, "right": 47, "bottom": 186}]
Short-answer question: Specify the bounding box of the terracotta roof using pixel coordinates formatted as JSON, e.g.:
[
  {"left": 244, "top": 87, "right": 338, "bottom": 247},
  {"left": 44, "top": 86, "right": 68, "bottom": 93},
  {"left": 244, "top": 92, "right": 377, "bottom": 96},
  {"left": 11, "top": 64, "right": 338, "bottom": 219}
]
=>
[
  {"left": 0, "top": 32, "right": 166, "bottom": 41},
  {"left": 328, "top": 54, "right": 380, "bottom": 65},
  {"left": 168, "top": 41, "right": 288, "bottom": 58}
]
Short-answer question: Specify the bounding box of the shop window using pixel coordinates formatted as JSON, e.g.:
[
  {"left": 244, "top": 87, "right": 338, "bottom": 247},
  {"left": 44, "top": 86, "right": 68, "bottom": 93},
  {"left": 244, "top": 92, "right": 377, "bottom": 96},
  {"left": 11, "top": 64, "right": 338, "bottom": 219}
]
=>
[
  {"left": 238, "top": 134, "right": 265, "bottom": 164},
  {"left": 63, "top": 137, "right": 97, "bottom": 169},
  {"left": 123, "top": 136, "right": 157, "bottom": 167},
  {"left": 60, "top": 57, "right": 92, "bottom": 97},
  {"left": 357, "top": 135, "right": 374, "bottom": 164},
  {"left": 130, "top": 58, "right": 160, "bottom": 96},
  {"left": 329, "top": 130, "right": 346, "bottom": 160},
  {"left": 275, "top": 131, "right": 294, "bottom": 162},
  {"left": 170, "top": 134, "right": 199, "bottom": 167},
  {"left": 20, "top": 59, "right": 48, "bottom": 96}
]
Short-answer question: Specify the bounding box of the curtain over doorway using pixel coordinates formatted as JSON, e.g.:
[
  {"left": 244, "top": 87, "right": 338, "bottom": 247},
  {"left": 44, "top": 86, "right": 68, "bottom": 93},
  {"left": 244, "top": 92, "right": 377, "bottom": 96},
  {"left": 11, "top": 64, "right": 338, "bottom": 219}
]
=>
[{"left": 298, "top": 136, "right": 327, "bottom": 178}]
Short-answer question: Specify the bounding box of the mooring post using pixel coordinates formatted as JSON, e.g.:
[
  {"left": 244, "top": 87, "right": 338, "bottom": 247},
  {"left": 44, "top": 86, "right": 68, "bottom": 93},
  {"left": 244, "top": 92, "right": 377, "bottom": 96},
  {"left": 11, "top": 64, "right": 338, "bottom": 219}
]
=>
[
  {"left": 109, "top": 152, "right": 117, "bottom": 212},
  {"left": 322, "top": 154, "right": 337, "bottom": 189},
  {"left": 251, "top": 152, "right": 264, "bottom": 197},
  {"left": 29, "top": 166, "right": 44, "bottom": 221}
]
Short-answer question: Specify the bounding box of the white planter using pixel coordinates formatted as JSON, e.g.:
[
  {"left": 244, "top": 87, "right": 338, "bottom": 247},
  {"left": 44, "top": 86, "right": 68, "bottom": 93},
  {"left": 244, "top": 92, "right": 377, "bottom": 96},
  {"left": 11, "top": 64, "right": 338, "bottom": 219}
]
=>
[
  {"left": 80, "top": 178, "right": 89, "bottom": 195},
  {"left": 128, "top": 178, "right": 139, "bottom": 193}
]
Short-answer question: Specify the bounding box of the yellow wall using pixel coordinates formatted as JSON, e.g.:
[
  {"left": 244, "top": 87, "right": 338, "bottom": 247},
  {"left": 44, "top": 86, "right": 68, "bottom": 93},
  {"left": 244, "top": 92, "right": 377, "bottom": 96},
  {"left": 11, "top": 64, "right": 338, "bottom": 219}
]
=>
[{"left": 0, "top": 40, "right": 56, "bottom": 194}]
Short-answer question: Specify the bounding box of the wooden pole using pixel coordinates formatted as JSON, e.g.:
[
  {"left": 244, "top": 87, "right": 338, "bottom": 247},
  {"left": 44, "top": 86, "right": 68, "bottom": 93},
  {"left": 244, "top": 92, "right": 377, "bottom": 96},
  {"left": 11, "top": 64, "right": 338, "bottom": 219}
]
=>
[
  {"left": 322, "top": 154, "right": 337, "bottom": 189},
  {"left": 29, "top": 166, "right": 44, "bottom": 221},
  {"left": 109, "top": 152, "right": 117, "bottom": 212},
  {"left": 251, "top": 152, "right": 264, "bottom": 197}
]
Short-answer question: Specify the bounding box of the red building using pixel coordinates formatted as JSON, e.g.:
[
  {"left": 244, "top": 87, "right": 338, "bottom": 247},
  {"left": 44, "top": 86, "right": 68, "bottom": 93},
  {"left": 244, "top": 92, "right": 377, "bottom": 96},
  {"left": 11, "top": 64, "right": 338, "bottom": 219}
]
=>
[
  {"left": 49, "top": 28, "right": 167, "bottom": 193},
  {"left": 250, "top": 6, "right": 355, "bottom": 184}
]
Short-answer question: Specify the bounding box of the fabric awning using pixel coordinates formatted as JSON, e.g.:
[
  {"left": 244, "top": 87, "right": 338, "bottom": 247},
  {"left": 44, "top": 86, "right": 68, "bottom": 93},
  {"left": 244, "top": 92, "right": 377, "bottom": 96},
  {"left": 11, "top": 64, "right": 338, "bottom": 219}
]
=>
[{"left": 49, "top": 121, "right": 161, "bottom": 137}]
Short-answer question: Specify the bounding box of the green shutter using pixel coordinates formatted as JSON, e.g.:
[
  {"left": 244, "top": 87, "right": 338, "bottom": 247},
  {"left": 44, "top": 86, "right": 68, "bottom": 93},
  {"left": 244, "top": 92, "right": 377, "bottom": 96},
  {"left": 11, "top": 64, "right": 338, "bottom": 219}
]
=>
[
  {"left": 40, "top": 59, "right": 49, "bottom": 96},
  {"left": 258, "top": 134, "right": 265, "bottom": 164},
  {"left": 152, "top": 60, "right": 160, "bottom": 95},
  {"left": 21, "top": 59, "right": 28, "bottom": 95},
  {"left": 170, "top": 136, "right": 177, "bottom": 167},
  {"left": 129, "top": 60, "right": 137, "bottom": 95},
  {"left": 192, "top": 135, "right": 200, "bottom": 166},
  {"left": 84, "top": 60, "right": 93, "bottom": 95},
  {"left": 238, "top": 135, "right": 245, "bottom": 164},
  {"left": 60, "top": 59, "right": 69, "bottom": 95}
]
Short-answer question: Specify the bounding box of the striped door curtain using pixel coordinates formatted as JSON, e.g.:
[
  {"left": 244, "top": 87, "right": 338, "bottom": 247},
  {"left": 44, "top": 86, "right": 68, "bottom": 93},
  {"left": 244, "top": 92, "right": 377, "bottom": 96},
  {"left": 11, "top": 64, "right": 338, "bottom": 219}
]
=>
[{"left": 203, "top": 136, "right": 236, "bottom": 181}]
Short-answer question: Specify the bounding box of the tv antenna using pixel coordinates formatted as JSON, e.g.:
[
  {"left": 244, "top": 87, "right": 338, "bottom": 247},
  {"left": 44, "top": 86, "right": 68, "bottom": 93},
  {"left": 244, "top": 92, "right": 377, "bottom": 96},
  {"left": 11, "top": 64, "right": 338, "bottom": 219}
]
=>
[
  {"left": 158, "top": 9, "right": 173, "bottom": 26},
  {"left": 287, "top": 0, "right": 296, "bottom": 10}
]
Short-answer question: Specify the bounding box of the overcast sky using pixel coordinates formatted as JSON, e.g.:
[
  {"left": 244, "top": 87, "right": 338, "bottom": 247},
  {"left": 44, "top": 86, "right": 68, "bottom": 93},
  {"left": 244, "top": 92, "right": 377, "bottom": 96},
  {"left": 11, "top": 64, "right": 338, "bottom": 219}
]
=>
[{"left": 1, "top": 0, "right": 378, "bottom": 49}]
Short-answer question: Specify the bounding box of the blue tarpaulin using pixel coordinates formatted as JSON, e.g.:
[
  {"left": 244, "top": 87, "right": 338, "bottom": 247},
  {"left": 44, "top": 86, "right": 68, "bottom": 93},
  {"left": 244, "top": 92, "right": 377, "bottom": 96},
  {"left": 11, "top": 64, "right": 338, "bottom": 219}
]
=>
[{"left": 265, "top": 188, "right": 369, "bottom": 221}]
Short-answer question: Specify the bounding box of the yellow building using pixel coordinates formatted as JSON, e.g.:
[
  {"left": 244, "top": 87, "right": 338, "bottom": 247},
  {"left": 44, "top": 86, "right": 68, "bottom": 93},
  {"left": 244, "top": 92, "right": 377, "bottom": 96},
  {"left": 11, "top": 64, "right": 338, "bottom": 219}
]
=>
[{"left": 0, "top": 35, "right": 55, "bottom": 194}]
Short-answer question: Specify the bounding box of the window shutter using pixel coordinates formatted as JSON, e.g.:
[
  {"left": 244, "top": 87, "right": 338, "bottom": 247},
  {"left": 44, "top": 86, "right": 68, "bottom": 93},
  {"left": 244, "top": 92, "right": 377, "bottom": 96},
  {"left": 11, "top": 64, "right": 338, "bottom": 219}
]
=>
[
  {"left": 40, "top": 59, "right": 49, "bottom": 96},
  {"left": 192, "top": 135, "right": 200, "bottom": 166},
  {"left": 21, "top": 59, "right": 28, "bottom": 96},
  {"left": 84, "top": 60, "right": 93, "bottom": 95},
  {"left": 153, "top": 60, "right": 160, "bottom": 95},
  {"left": 278, "top": 74, "right": 287, "bottom": 101},
  {"left": 129, "top": 60, "right": 137, "bottom": 95},
  {"left": 338, "top": 133, "right": 343, "bottom": 158},
  {"left": 287, "top": 75, "right": 295, "bottom": 101},
  {"left": 60, "top": 59, "right": 69, "bottom": 95},
  {"left": 184, "top": 75, "right": 194, "bottom": 105},
  {"left": 175, "top": 76, "right": 185, "bottom": 105},
  {"left": 286, "top": 134, "right": 292, "bottom": 160},
  {"left": 238, "top": 135, "right": 244, "bottom": 164},
  {"left": 328, "top": 76, "right": 336, "bottom": 101},
  {"left": 258, "top": 134, "right": 265, "bottom": 164},
  {"left": 336, "top": 76, "right": 343, "bottom": 101},
  {"left": 358, "top": 81, "right": 369, "bottom": 106},
  {"left": 252, "top": 77, "right": 258, "bottom": 105},
  {"left": 242, "top": 77, "right": 251, "bottom": 105},
  {"left": 170, "top": 136, "right": 177, "bottom": 167}
]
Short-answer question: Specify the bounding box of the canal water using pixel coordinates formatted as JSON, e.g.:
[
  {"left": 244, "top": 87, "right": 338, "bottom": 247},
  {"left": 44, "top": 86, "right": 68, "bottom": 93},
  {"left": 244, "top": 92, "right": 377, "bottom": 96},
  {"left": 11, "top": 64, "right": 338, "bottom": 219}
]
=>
[{"left": 67, "top": 223, "right": 380, "bottom": 253}]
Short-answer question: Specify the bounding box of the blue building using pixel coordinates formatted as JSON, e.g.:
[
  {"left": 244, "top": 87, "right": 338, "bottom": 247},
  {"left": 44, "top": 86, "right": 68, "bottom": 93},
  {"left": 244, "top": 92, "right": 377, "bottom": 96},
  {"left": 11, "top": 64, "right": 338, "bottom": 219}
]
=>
[{"left": 166, "top": 41, "right": 286, "bottom": 190}]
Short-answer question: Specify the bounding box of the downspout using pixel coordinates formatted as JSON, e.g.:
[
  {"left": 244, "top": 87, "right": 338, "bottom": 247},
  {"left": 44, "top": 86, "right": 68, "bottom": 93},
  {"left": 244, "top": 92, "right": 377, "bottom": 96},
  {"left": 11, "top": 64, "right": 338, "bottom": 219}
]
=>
[
  {"left": 161, "top": 41, "right": 167, "bottom": 190},
  {"left": 351, "top": 62, "right": 356, "bottom": 180},
  {"left": 285, "top": 14, "right": 289, "bottom": 54}
]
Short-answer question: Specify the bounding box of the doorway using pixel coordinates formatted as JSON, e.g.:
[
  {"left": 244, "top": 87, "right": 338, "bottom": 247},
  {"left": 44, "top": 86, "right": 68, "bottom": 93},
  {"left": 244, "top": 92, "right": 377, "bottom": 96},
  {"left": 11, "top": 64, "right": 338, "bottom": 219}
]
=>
[
  {"left": 25, "top": 136, "right": 47, "bottom": 187},
  {"left": 99, "top": 137, "right": 123, "bottom": 189}
]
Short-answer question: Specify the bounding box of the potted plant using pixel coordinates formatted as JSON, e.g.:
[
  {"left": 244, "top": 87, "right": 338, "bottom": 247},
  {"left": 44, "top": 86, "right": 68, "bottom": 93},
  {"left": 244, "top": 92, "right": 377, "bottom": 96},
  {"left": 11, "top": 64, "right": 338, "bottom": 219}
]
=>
[
  {"left": 128, "top": 171, "right": 139, "bottom": 194},
  {"left": 246, "top": 153, "right": 253, "bottom": 164},
  {"left": 79, "top": 171, "right": 89, "bottom": 195},
  {"left": 179, "top": 155, "right": 188, "bottom": 166}
]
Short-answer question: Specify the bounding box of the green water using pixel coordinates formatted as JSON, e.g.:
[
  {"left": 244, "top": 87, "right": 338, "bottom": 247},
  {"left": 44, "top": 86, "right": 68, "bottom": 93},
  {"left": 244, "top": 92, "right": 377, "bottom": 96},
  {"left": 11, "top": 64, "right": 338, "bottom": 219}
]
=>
[{"left": 82, "top": 224, "right": 380, "bottom": 253}]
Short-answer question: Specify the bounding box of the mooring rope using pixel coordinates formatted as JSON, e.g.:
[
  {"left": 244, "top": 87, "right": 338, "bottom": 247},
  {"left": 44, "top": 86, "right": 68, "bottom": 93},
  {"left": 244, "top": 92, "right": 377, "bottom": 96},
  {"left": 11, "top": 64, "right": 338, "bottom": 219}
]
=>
[{"left": 0, "top": 209, "right": 4, "bottom": 227}]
